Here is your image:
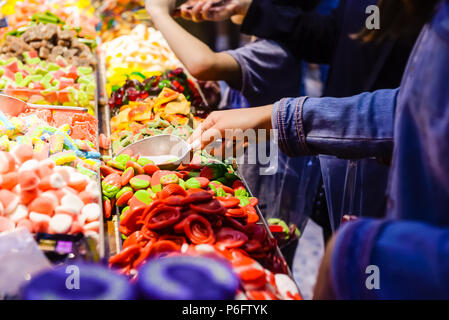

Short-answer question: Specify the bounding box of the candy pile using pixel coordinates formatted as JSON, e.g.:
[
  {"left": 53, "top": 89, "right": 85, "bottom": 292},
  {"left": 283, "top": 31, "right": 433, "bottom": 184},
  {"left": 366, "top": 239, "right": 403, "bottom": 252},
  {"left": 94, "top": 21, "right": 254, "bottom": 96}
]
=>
[
  {"left": 1, "top": 21, "right": 96, "bottom": 68},
  {"left": 103, "top": 151, "right": 288, "bottom": 277},
  {"left": 0, "top": 0, "right": 98, "bottom": 41},
  {"left": 0, "top": 111, "right": 100, "bottom": 191},
  {"left": 1, "top": 56, "right": 96, "bottom": 111},
  {"left": 268, "top": 218, "right": 301, "bottom": 248},
  {"left": 20, "top": 109, "right": 99, "bottom": 144},
  {"left": 102, "top": 25, "right": 182, "bottom": 92},
  {"left": 0, "top": 146, "right": 101, "bottom": 237},
  {"left": 110, "top": 88, "right": 197, "bottom": 154},
  {"left": 0, "top": 102, "right": 101, "bottom": 237},
  {"left": 108, "top": 69, "right": 205, "bottom": 112},
  {"left": 180, "top": 245, "right": 301, "bottom": 300},
  {"left": 97, "top": 0, "right": 148, "bottom": 43}
]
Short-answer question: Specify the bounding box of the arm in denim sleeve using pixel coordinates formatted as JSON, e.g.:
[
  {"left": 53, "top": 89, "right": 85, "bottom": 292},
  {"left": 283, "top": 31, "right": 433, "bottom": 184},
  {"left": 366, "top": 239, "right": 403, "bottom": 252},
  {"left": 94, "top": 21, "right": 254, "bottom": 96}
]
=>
[
  {"left": 332, "top": 218, "right": 449, "bottom": 299},
  {"left": 272, "top": 88, "right": 399, "bottom": 159}
]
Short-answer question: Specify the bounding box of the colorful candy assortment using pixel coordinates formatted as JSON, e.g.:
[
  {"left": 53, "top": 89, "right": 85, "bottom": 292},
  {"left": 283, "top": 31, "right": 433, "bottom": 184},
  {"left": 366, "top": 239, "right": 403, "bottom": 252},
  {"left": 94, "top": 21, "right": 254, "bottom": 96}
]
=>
[
  {"left": 103, "top": 150, "right": 299, "bottom": 299},
  {"left": 0, "top": 55, "right": 96, "bottom": 111},
  {"left": 0, "top": 0, "right": 98, "bottom": 41},
  {"left": 108, "top": 68, "right": 205, "bottom": 112},
  {"left": 1, "top": 19, "right": 96, "bottom": 68},
  {"left": 101, "top": 25, "right": 182, "bottom": 93},
  {"left": 110, "top": 88, "right": 196, "bottom": 154},
  {"left": 0, "top": 105, "right": 101, "bottom": 237},
  {"left": 0, "top": 142, "right": 101, "bottom": 236}
]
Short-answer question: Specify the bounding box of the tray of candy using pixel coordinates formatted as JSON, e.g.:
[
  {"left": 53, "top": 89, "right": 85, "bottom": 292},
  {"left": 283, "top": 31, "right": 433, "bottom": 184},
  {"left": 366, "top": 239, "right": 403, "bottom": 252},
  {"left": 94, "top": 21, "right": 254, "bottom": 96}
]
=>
[{"left": 98, "top": 149, "right": 301, "bottom": 299}]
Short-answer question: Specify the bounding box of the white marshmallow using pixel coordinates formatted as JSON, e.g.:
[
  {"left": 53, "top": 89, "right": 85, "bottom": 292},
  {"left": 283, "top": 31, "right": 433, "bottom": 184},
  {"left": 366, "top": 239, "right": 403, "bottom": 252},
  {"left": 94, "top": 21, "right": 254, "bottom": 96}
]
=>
[
  {"left": 4, "top": 195, "right": 19, "bottom": 215},
  {"left": 18, "top": 159, "right": 39, "bottom": 173},
  {"left": 61, "top": 194, "right": 84, "bottom": 214},
  {"left": 69, "top": 172, "right": 88, "bottom": 184},
  {"left": 29, "top": 211, "right": 51, "bottom": 223},
  {"left": 50, "top": 214, "right": 73, "bottom": 234},
  {"left": 9, "top": 205, "right": 28, "bottom": 222},
  {"left": 50, "top": 173, "right": 66, "bottom": 189},
  {"left": 81, "top": 203, "right": 101, "bottom": 222},
  {"left": 40, "top": 191, "right": 60, "bottom": 206},
  {"left": 83, "top": 221, "right": 99, "bottom": 232}
]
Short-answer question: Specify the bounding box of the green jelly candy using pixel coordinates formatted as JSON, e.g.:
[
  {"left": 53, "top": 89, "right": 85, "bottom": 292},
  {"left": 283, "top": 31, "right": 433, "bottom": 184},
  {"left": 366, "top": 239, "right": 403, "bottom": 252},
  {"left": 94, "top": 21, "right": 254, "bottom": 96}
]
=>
[
  {"left": 151, "top": 184, "right": 162, "bottom": 193},
  {"left": 234, "top": 188, "right": 249, "bottom": 197},
  {"left": 107, "top": 160, "right": 125, "bottom": 171},
  {"left": 116, "top": 186, "right": 133, "bottom": 199},
  {"left": 146, "top": 187, "right": 157, "bottom": 199},
  {"left": 115, "top": 154, "right": 131, "bottom": 166},
  {"left": 101, "top": 182, "right": 120, "bottom": 198},
  {"left": 160, "top": 173, "right": 179, "bottom": 185},
  {"left": 185, "top": 178, "right": 201, "bottom": 189},
  {"left": 208, "top": 183, "right": 217, "bottom": 195},
  {"left": 268, "top": 218, "right": 290, "bottom": 235},
  {"left": 130, "top": 176, "right": 150, "bottom": 189},
  {"left": 237, "top": 196, "right": 250, "bottom": 207},
  {"left": 137, "top": 157, "right": 153, "bottom": 167},
  {"left": 216, "top": 187, "right": 227, "bottom": 198},
  {"left": 178, "top": 179, "right": 186, "bottom": 190},
  {"left": 120, "top": 206, "right": 130, "bottom": 221},
  {"left": 188, "top": 171, "right": 200, "bottom": 178},
  {"left": 134, "top": 190, "right": 152, "bottom": 205},
  {"left": 120, "top": 136, "right": 132, "bottom": 147}
]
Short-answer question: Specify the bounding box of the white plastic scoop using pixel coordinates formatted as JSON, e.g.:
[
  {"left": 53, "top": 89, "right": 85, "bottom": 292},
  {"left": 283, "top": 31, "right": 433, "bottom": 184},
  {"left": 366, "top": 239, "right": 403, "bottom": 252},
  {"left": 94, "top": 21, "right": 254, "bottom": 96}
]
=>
[
  {"left": 117, "top": 134, "right": 192, "bottom": 171},
  {"left": 0, "top": 93, "right": 88, "bottom": 117}
]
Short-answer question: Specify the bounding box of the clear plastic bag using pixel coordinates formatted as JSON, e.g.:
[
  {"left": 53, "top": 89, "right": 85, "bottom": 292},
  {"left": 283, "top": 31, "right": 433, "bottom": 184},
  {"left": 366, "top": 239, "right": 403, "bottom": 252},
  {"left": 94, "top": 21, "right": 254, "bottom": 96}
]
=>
[
  {"left": 319, "top": 156, "right": 390, "bottom": 231},
  {"left": 0, "top": 228, "right": 52, "bottom": 299},
  {"left": 240, "top": 139, "right": 321, "bottom": 233}
]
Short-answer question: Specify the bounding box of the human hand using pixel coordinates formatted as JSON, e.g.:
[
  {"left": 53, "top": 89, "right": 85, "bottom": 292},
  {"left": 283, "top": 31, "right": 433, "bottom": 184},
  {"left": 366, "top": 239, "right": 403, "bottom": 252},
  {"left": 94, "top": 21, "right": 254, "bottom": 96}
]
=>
[
  {"left": 179, "top": 0, "right": 252, "bottom": 23},
  {"left": 145, "top": 0, "right": 176, "bottom": 16},
  {"left": 188, "top": 105, "right": 273, "bottom": 150}
]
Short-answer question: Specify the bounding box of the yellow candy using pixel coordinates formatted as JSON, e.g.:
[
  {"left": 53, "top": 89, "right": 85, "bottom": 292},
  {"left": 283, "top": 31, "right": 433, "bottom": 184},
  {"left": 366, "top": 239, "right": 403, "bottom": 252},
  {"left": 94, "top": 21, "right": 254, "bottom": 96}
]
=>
[
  {"left": 51, "top": 152, "right": 77, "bottom": 165},
  {"left": 49, "top": 135, "right": 64, "bottom": 153},
  {"left": 58, "top": 124, "right": 71, "bottom": 134},
  {"left": 33, "top": 139, "right": 47, "bottom": 153},
  {"left": 0, "top": 135, "right": 10, "bottom": 151}
]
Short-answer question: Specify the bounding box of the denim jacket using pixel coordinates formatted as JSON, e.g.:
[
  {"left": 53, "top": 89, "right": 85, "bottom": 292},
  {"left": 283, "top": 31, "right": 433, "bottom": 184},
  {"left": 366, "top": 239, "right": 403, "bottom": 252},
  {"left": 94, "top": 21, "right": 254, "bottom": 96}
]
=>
[
  {"left": 272, "top": 1, "right": 449, "bottom": 298},
  {"left": 273, "top": 90, "right": 398, "bottom": 160}
]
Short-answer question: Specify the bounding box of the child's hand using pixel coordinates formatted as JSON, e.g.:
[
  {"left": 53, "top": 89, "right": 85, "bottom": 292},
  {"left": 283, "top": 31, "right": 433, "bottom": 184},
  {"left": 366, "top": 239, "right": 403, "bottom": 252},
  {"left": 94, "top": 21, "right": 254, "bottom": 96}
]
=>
[
  {"left": 145, "top": 0, "right": 176, "bottom": 15},
  {"left": 179, "top": 0, "right": 252, "bottom": 23},
  {"left": 188, "top": 105, "right": 273, "bottom": 150}
]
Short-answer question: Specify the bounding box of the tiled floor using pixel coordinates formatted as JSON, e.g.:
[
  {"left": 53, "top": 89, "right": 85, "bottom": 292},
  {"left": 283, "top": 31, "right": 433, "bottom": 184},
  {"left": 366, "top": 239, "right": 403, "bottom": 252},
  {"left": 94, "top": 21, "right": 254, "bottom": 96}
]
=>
[{"left": 292, "top": 219, "right": 325, "bottom": 300}]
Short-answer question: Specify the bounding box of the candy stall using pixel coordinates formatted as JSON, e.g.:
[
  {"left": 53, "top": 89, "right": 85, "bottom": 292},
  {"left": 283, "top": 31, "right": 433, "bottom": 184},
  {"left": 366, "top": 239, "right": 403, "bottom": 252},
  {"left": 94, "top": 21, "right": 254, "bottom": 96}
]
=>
[{"left": 0, "top": 0, "right": 302, "bottom": 300}]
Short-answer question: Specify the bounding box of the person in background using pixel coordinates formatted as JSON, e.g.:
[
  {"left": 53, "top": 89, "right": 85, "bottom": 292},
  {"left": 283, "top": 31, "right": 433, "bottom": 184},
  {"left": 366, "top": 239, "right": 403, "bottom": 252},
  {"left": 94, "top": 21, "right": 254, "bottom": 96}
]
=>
[
  {"left": 180, "top": 0, "right": 421, "bottom": 242},
  {"left": 145, "top": 0, "right": 322, "bottom": 230},
  {"left": 189, "top": 0, "right": 449, "bottom": 299}
]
